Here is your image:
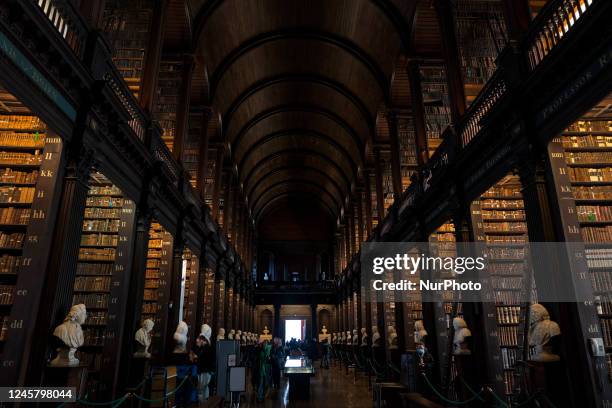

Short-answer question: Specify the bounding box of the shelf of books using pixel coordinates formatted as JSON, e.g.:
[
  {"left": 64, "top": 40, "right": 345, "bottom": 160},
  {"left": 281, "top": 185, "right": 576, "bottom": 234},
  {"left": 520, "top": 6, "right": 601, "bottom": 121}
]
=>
[
  {"left": 203, "top": 147, "right": 218, "bottom": 207},
  {"left": 181, "top": 248, "right": 199, "bottom": 334},
  {"left": 453, "top": 0, "right": 508, "bottom": 106},
  {"left": 381, "top": 151, "right": 395, "bottom": 212},
  {"left": 369, "top": 172, "right": 379, "bottom": 229},
  {"left": 398, "top": 116, "right": 418, "bottom": 190},
  {"left": 0, "top": 93, "right": 63, "bottom": 365},
  {"left": 142, "top": 221, "right": 174, "bottom": 355},
  {"left": 547, "top": 95, "right": 612, "bottom": 385},
  {"left": 74, "top": 171, "right": 136, "bottom": 388},
  {"left": 183, "top": 112, "right": 202, "bottom": 188},
  {"left": 202, "top": 267, "right": 215, "bottom": 325},
  {"left": 214, "top": 279, "right": 225, "bottom": 331},
  {"left": 226, "top": 286, "right": 234, "bottom": 332},
  {"left": 153, "top": 59, "right": 183, "bottom": 151},
  {"left": 470, "top": 174, "right": 534, "bottom": 400},
  {"left": 101, "top": 0, "right": 154, "bottom": 100},
  {"left": 420, "top": 65, "right": 452, "bottom": 158}
]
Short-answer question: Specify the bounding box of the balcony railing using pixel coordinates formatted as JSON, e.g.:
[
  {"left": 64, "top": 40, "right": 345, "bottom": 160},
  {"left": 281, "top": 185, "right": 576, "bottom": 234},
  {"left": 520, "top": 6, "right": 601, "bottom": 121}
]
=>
[
  {"left": 256, "top": 280, "right": 336, "bottom": 291},
  {"left": 151, "top": 134, "right": 181, "bottom": 187},
  {"left": 526, "top": 0, "right": 596, "bottom": 70},
  {"left": 103, "top": 70, "right": 146, "bottom": 142},
  {"left": 34, "top": 0, "right": 87, "bottom": 58}
]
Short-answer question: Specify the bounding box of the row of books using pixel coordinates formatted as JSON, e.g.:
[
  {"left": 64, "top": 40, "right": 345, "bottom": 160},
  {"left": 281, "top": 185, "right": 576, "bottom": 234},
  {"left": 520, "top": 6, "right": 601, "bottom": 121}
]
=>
[
  {"left": 80, "top": 234, "right": 118, "bottom": 247},
  {"left": 0, "top": 207, "right": 30, "bottom": 225},
  {"left": 0, "top": 133, "right": 45, "bottom": 148},
  {"left": 145, "top": 270, "right": 160, "bottom": 279},
  {"left": 84, "top": 207, "right": 121, "bottom": 219},
  {"left": 481, "top": 199, "right": 524, "bottom": 209},
  {"left": 590, "top": 271, "right": 612, "bottom": 293},
  {"left": 566, "top": 120, "right": 612, "bottom": 133},
  {"left": 569, "top": 167, "right": 612, "bottom": 183},
  {"left": 498, "top": 325, "right": 519, "bottom": 346},
  {"left": 0, "top": 186, "right": 35, "bottom": 204},
  {"left": 563, "top": 135, "right": 612, "bottom": 148},
  {"left": 596, "top": 296, "right": 612, "bottom": 316},
  {"left": 0, "top": 169, "right": 38, "bottom": 185},
  {"left": 0, "top": 115, "right": 45, "bottom": 130},
  {"left": 78, "top": 248, "right": 116, "bottom": 262},
  {"left": 76, "top": 263, "right": 114, "bottom": 276},
  {"left": 493, "top": 291, "right": 522, "bottom": 305},
  {"left": 572, "top": 186, "right": 612, "bottom": 200},
  {"left": 0, "top": 254, "right": 19, "bottom": 274},
  {"left": 144, "top": 280, "right": 159, "bottom": 289},
  {"left": 83, "top": 328, "right": 105, "bottom": 347},
  {"left": 146, "top": 259, "right": 160, "bottom": 268},
  {"left": 74, "top": 276, "right": 112, "bottom": 292},
  {"left": 72, "top": 293, "right": 110, "bottom": 309},
  {"left": 482, "top": 188, "right": 522, "bottom": 199},
  {"left": 586, "top": 248, "right": 612, "bottom": 268},
  {"left": 0, "top": 285, "right": 14, "bottom": 304},
  {"left": 85, "top": 311, "right": 108, "bottom": 326},
  {"left": 143, "top": 288, "right": 158, "bottom": 301},
  {"left": 0, "top": 315, "right": 8, "bottom": 341},
  {"left": 496, "top": 306, "right": 522, "bottom": 324},
  {"left": 566, "top": 152, "right": 612, "bottom": 164},
  {"left": 578, "top": 206, "right": 612, "bottom": 222},
  {"left": 0, "top": 151, "right": 42, "bottom": 165},
  {"left": 492, "top": 278, "right": 524, "bottom": 291},
  {"left": 486, "top": 247, "right": 527, "bottom": 258},
  {"left": 481, "top": 210, "right": 525, "bottom": 219},
  {"left": 82, "top": 219, "right": 120, "bottom": 232},
  {"left": 88, "top": 185, "right": 122, "bottom": 196},
  {"left": 600, "top": 318, "right": 612, "bottom": 347},
  {"left": 489, "top": 263, "right": 526, "bottom": 275},
  {"left": 142, "top": 303, "right": 157, "bottom": 314},
  {"left": 501, "top": 347, "right": 520, "bottom": 370},
  {"left": 483, "top": 222, "right": 527, "bottom": 232},
  {"left": 0, "top": 232, "right": 24, "bottom": 249},
  {"left": 486, "top": 236, "right": 527, "bottom": 244},
  {"left": 582, "top": 226, "right": 612, "bottom": 242},
  {"left": 85, "top": 197, "right": 123, "bottom": 208}
]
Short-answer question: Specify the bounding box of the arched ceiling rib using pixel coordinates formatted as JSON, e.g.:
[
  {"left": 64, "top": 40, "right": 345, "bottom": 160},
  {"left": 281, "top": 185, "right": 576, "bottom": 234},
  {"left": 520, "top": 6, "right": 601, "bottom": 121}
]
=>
[{"left": 192, "top": 0, "right": 419, "bottom": 227}]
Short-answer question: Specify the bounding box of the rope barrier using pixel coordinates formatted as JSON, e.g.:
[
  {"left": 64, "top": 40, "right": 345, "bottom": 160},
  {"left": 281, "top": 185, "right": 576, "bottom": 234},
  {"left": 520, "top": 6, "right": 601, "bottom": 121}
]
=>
[
  {"left": 131, "top": 373, "right": 191, "bottom": 403},
  {"left": 458, "top": 375, "right": 485, "bottom": 403},
  {"left": 421, "top": 373, "right": 486, "bottom": 405}
]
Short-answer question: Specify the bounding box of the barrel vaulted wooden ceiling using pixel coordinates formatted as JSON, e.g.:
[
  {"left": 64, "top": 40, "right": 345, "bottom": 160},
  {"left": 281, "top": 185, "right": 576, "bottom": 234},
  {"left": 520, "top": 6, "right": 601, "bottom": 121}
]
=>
[{"left": 169, "top": 0, "right": 443, "bottom": 230}]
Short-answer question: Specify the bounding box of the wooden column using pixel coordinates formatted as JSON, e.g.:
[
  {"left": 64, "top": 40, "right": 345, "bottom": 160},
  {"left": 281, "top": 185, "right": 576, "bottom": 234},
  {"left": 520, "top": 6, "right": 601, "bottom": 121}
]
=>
[
  {"left": 408, "top": 60, "right": 430, "bottom": 166},
  {"left": 357, "top": 191, "right": 364, "bottom": 244},
  {"left": 434, "top": 0, "right": 466, "bottom": 123},
  {"left": 348, "top": 204, "right": 356, "bottom": 256},
  {"left": 211, "top": 147, "right": 224, "bottom": 220},
  {"left": 165, "top": 240, "right": 184, "bottom": 359},
  {"left": 139, "top": 0, "right": 168, "bottom": 114},
  {"left": 223, "top": 172, "right": 232, "bottom": 235},
  {"left": 373, "top": 147, "right": 386, "bottom": 219},
  {"left": 172, "top": 54, "right": 195, "bottom": 161},
  {"left": 386, "top": 111, "right": 403, "bottom": 198},
  {"left": 196, "top": 108, "right": 214, "bottom": 197}
]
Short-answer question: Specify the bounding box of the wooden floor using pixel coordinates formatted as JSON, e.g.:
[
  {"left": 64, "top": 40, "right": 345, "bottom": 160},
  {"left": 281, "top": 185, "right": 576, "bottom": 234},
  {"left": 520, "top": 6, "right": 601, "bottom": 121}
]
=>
[{"left": 238, "top": 363, "right": 372, "bottom": 407}]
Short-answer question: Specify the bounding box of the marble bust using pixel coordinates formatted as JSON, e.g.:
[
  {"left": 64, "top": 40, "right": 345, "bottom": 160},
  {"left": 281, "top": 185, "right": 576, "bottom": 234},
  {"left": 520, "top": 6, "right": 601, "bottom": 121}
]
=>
[
  {"left": 352, "top": 329, "right": 359, "bottom": 345},
  {"left": 321, "top": 325, "right": 328, "bottom": 334},
  {"left": 263, "top": 326, "right": 270, "bottom": 335},
  {"left": 173, "top": 321, "right": 189, "bottom": 353},
  {"left": 346, "top": 330, "right": 352, "bottom": 346},
  {"left": 528, "top": 303, "right": 561, "bottom": 362},
  {"left": 50, "top": 304, "right": 87, "bottom": 367},
  {"left": 217, "top": 327, "right": 225, "bottom": 340},
  {"left": 134, "top": 319, "right": 154, "bottom": 358},
  {"left": 414, "top": 320, "right": 428, "bottom": 345},
  {"left": 200, "top": 324, "right": 212, "bottom": 344},
  {"left": 332, "top": 333, "right": 337, "bottom": 344},
  {"left": 452, "top": 317, "right": 472, "bottom": 355},
  {"left": 236, "top": 330, "right": 242, "bottom": 342},
  {"left": 361, "top": 327, "right": 369, "bottom": 346},
  {"left": 228, "top": 329, "right": 235, "bottom": 340},
  {"left": 371, "top": 326, "right": 381, "bottom": 348},
  {"left": 260, "top": 325, "right": 272, "bottom": 341},
  {"left": 387, "top": 326, "right": 398, "bottom": 350}
]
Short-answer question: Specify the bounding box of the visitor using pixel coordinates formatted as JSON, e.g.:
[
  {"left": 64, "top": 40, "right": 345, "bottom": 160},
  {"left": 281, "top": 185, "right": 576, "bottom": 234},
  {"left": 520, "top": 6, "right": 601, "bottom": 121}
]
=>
[
  {"left": 252, "top": 339, "right": 272, "bottom": 402},
  {"left": 320, "top": 338, "right": 330, "bottom": 369},
  {"left": 271, "top": 337, "right": 285, "bottom": 389},
  {"left": 192, "top": 326, "right": 215, "bottom": 403}
]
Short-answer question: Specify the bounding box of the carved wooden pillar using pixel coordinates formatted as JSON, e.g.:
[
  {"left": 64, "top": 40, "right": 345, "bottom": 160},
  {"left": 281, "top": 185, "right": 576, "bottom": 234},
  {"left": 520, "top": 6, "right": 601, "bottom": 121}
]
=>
[
  {"left": 357, "top": 192, "right": 364, "bottom": 244},
  {"left": 363, "top": 168, "right": 373, "bottom": 236},
  {"left": 386, "top": 111, "right": 403, "bottom": 198},
  {"left": 434, "top": 0, "right": 466, "bottom": 123},
  {"left": 211, "top": 147, "right": 224, "bottom": 220},
  {"left": 407, "top": 60, "right": 430, "bottom": 165},
  {"left": 197, "top": 108, "right": 214, "bottom": 197},
  {"left": 223, "top": 172, "right": 233, "bottom": 235}
]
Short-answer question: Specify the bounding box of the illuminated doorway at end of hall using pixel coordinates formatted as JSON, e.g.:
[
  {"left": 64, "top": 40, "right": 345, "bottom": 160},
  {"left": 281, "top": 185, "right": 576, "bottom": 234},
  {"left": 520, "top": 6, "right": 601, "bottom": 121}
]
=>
[{"left": 285, "top": 319, "right": 305, "bottom": 343}]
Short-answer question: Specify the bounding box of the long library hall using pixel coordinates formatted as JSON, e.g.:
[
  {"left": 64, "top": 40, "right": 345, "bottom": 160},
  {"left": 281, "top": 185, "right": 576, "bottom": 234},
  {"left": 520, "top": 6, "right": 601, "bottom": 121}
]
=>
[{"left": 0, "top": 0, "right": 611, "bottom": 407}]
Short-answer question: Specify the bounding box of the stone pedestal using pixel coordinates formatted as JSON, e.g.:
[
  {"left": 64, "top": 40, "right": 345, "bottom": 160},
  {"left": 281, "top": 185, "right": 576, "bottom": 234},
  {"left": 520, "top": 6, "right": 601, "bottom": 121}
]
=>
[
  {"left": 44, "top": 363, "right": 88, "bottom": 400},
  {"left": 528, "top": 361, "right": 566, "bottom": 408},
  {"left": 454, "top": 354, "right": 478, "bottom": 403},
  {"left": 127, "top": 357, "right": 150, "bottom": 390}
]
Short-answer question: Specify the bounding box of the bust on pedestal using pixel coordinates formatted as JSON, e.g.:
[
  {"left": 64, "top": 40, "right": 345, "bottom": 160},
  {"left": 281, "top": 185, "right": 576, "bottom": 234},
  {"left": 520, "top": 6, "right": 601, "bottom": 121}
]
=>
[
  {"left": 217, "top": 327, "right": 225, "bottom": 341},
  {"left": 50, "top": 304, "right": 87, "bottom": 367},
  {"left": 528, "top": 303, "right": 561, "bottom": 362},
  {"left": 371, "top": 326, "right": 381, "bottom": 348},
  {"left": 173, "top": 321, "right": 189, "bottom": 354},
  {"left": 414, "top": 320, "right": 428, "bottom": 346},
  {"left": 360, "top": 327, "right": 369, "bottom": 347},
  {"left": 134, "top": 319, "right": 154, "bottom": 358},
  {"left": 452, "top": 317, "right": 472, "bottom": 355},
  {"left": 318, "top": 325, "right": 331, "bottom": 342},
  {"left": 260, "top": 326, "right": 272, "bottom": 341},
  {"left": 387, "top": 326, "right": 398, "bottom": 350},
  {"left": 352, "top": 329, "right": 359, "bottom": 346},
  {"left": 346, "top": 330, "right": 352, "bottom": 346},
  {"left": 228, "top": 329, "right": 235, "bottom": 340}
]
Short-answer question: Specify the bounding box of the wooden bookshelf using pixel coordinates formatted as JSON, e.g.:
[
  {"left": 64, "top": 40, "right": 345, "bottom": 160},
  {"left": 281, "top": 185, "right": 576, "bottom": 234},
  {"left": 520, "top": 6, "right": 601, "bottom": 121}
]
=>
[
  {"left": 453, "top": 0, "right": 508, "bottom": 106},
  {"left": 470, "top": 174, "right": 533, "bottom": 400},
  {"left": 153, "top": 59, "right": 183, "bottom": 151},
  {"left": 0, "top": 105, "right": 62, "bottom": 364},
  {"left": 141, "top": 221, "right": 173, "bottom": 356},
  {"left": 202, "top": 267, "right": 215, "bottom": 326},
  {"left": 398, "top": 116, "right": 418, "bottom": 190},
  {"left": 73, "top": 172, "right": 137, "bottom": 392},
  {"left": 420, "top": 65, "right": 452, "bottom": 158},
  {"left": 547, "top": 98, "right": 612, "bottom": 386}
]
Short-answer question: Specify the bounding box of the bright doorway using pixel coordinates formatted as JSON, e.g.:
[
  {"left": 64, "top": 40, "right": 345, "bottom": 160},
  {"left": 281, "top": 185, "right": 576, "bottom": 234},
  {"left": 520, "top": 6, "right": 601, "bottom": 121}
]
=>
[{"left": 285, "top": 319, "right": 305, "bottom": 342}]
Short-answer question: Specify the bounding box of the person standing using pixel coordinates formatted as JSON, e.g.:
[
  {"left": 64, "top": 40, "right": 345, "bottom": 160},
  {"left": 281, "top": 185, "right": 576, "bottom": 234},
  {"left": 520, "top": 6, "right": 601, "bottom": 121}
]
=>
[
  {"left": 270, "top": 337, "right": 285, "bottom": 389},
  {"left": 252, "top": 339, "right": 272, "bottom": 402},
  {"left": 192, "top": 325, "right": 215, "bottom": 403}
]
